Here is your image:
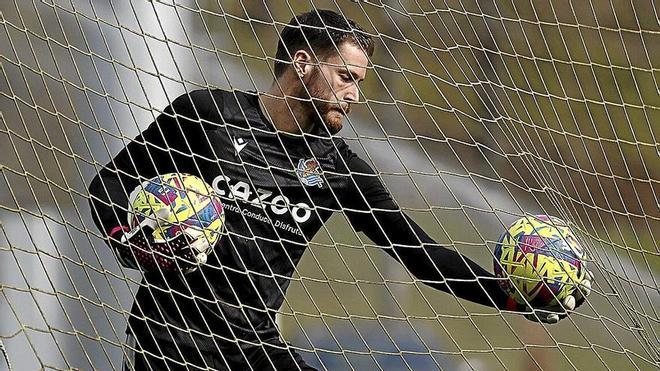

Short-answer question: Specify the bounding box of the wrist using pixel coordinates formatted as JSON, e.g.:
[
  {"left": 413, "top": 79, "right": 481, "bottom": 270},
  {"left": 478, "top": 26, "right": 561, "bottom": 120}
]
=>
[
  {"left": 107, "top": 225, "right": 141, "bottom": 269},
  {"left": 109, "top": 225, "right": 129, "bottom": 239}
]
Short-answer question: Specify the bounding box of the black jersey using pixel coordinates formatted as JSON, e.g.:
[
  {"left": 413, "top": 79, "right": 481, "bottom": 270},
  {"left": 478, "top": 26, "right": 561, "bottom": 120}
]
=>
[{"left": 88, "top": 89, "right": 507, "bottom": 349}]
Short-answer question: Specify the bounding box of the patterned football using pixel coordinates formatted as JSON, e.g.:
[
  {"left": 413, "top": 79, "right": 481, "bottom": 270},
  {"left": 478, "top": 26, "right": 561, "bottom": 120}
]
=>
[
  {"left": 494, "top": 215, "right": 588, "bottom": 307},
  {"left": 127, "top": 173, "right": 225, "bottom": 251}
]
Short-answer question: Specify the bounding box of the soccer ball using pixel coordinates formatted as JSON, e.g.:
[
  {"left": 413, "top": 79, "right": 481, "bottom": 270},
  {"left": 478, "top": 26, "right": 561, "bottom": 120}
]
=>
[
  {"left": 494, "top": 215, "right": 588, "bottom": 308},
  {"left": 127, "top": 173, "right": 225, "bottom": 263}
]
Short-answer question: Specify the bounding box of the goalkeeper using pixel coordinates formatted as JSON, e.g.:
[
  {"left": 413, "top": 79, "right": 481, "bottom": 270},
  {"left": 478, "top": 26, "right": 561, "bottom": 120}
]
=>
[{"left": 88, "top": 9, "right": 590, "bottom": 371}]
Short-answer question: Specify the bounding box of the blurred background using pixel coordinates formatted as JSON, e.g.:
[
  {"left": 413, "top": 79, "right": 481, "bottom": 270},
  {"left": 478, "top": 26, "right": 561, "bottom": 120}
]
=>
[{"left": 0, "top": 0, "right": 657, "bottom": 369}]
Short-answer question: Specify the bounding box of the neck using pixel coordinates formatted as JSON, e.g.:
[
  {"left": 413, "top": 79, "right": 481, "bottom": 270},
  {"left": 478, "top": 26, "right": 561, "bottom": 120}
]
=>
[{"left": 259, "top": 80, "right": 315, "bottom": 134}]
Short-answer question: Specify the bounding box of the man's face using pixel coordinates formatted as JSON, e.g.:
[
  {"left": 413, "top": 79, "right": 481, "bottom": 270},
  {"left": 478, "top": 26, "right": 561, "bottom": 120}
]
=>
[{"left": 301, "top": 42, "right": 368, "bottom": 134}]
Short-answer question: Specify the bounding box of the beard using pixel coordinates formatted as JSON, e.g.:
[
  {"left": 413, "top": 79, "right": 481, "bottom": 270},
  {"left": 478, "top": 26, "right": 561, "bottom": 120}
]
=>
[{"left": 301, "top": 68, "right": 350, "bottom": 135}]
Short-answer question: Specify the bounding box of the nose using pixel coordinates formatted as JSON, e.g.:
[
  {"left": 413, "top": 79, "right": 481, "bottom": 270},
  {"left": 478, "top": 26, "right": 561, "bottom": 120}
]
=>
[{"left": 344, "top": 84, "right": 359, "bottom": 104}]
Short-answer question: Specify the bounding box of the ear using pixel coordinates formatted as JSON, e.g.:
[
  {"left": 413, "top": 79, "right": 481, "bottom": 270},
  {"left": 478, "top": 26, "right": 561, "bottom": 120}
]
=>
[{"left": 292, "top": 50, "right": 313, "bottom": 77}]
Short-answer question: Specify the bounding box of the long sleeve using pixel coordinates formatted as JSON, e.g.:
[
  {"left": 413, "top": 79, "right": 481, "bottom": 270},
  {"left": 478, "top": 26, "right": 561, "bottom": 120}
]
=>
[
  {"left": 88, "top": 90, "right": 219, "bottom": 249},
  {"left": 340, "top": 151, "right": 509, "bottom": 309}
]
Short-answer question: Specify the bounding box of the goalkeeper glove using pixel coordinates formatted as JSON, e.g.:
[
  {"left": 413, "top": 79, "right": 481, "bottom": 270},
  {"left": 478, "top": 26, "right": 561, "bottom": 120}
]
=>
[
  {"left": 506, "top": 273, "right": 593, "bottom": 324},
  {"left": 108, "top": 208, "right": 209, "bottom": 273}
]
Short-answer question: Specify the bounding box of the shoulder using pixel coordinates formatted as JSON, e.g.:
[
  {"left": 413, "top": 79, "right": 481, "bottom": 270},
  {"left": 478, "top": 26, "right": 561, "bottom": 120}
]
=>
[
  {"left": 159, "top": 89, "right": 230, "bottom": 132},
  {"left": 169, "top": 89, "right": 225, "bottom": 114},
  {"left": 164, "top": 89, "right": 217, "bottom": 119},
  {"left": 332, "top": 137, "right": 352, "bottom": 160},
  {"left": 331, "top": 137, "right": 378, "bottom": 175},
  {"left": 331, "top": 139, "right": 392, "bottom": 206},
  {"left": 179, "top": 89, "right": 266, "bottom": 131},
  {"left": 215, "top": 90, "right": 269, "bottom": 130}
]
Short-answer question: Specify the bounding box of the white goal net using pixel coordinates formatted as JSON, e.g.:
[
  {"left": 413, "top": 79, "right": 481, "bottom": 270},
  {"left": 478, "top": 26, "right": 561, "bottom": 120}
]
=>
[{"left": 0, "top": 0, "right": 657, "bottom": 370}]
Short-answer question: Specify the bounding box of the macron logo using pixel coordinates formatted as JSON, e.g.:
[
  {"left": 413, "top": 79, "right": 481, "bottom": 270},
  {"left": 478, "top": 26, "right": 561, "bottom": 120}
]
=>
[{"left": 232, "top": 137, "right": 248, "bottom": 155}]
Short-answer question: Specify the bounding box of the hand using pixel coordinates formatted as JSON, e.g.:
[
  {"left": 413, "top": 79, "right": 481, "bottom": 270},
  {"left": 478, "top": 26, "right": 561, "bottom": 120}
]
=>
[
  {"left": 109, "top": 208, "right": 209, "bottom": 273},
  {"left": 507, "top": 272, "right": 593, "bottom": 324}
]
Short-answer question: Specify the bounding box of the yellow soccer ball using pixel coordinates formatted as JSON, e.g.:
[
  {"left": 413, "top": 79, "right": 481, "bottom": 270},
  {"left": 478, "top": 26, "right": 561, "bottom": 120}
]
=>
[
  {"left": 494, "top": 215, "right": 588, "bottom": 307},
  {"left": 127, "top": 173, "right": 225, "bottom": 258}
]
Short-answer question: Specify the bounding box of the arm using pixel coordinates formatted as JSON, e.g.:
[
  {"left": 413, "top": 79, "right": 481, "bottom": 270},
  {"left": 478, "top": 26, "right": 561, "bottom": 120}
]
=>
[
  {"left": 88, "top": 90, "right": 219, "bottom": 269},
  {"left": 341, "top": 154, "right": 510, "bottom": 309}
]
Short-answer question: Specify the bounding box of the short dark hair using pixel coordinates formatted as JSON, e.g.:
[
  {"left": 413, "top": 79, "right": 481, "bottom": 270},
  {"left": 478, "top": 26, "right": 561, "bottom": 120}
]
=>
[{"left": 274, "top": 9, "right": 374, "bottom": 78}]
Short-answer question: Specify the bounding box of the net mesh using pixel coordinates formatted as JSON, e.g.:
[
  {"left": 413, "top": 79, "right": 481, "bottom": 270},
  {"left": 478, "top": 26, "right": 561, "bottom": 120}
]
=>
[{"left": 0, "top": 0, "right": 658, "bottom": 369}]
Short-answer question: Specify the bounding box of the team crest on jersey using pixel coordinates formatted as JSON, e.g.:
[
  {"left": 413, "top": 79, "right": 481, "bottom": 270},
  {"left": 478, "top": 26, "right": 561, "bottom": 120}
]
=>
[{"left": 296, "top": 158, "right": 324, "bottom": 188}]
